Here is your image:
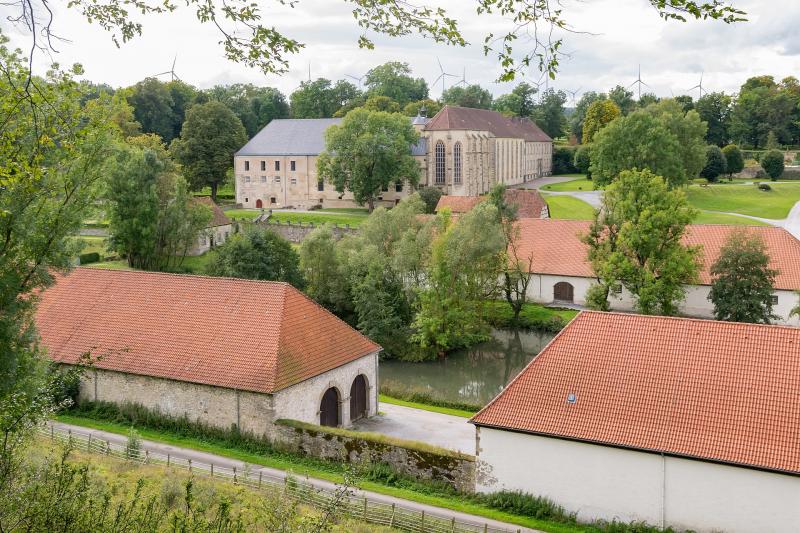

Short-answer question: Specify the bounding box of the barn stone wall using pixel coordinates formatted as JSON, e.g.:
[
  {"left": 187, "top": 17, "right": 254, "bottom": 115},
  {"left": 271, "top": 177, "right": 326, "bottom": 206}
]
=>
[
  {"left": 259, "top": 220, "right": 358, "bottom": 243},
  {"left": 273, "top": 421, "right": 476, "bottom": 493}
]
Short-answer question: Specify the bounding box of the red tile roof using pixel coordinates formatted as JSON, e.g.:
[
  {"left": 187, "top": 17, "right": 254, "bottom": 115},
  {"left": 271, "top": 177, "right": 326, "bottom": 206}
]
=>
[
  {"left": 425, "top": 106, "right": 552, "bottom": 142},
  {"left": 514, "top": 219, "right": 800, "bottom": 289},
  {"left": 193, "top": 197, "right": 232, "bottom": 228},
  {"left": 435, "top": 190, "right": 548, "bottom": 219},
  {"left": 35, "top": 269, "right": 380, "bottom": 394},
  {"left": 471, "top": 311, "right": 800, "bottom": 474}
]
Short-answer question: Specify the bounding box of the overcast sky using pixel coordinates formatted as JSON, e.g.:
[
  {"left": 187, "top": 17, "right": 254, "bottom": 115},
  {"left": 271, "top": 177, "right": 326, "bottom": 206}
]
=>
[{"left": 2, "top": 0, "right": 798, "bottom": 100}]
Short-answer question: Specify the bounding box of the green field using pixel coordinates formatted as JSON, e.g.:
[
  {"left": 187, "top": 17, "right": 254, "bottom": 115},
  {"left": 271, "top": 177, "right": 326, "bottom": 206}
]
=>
[
  {"left": 77, "top": 236, "right": 109, "bottom": 255},
  {"left": 544, "top": 195, "right": 596, "bottom": 220},
  {"left": 685, "top": 183, "right": 800, "bottom": 219},
  {"left": 223, "top": 208, "right": 262, "bottom": 220},
  {"left": 85, "top": 252, "right": 214, "bottom": 274},
  {"left": 541, "top": 178, "right": 595, "bottom": 192},
  {"left": 693, "top": 211, "right": 771, "bottom": 226},
  {"left": 269, "top": 211, "right": 367, "bottom": 227}
]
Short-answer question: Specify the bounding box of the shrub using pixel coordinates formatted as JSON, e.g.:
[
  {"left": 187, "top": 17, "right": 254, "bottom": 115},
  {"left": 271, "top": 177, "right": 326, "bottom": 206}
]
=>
[
  {"left": 700, "top": 145, "right": 726, "bottom": 182},
  {"left": 78, "top": 252, "right": 101, "bottom": 265},
  {"left": 758, "top": 183, "right": 772, "bottom": 191},
  {"left": 473, "top": 490, "right": 575, "bottom": 523},
  {"left": 553, "top": 146, "right": 578, "bottom": 174},
  {"left": 125, "top": 427, "right": 141, "bottom": 459},
  {"left": 760, "top": 149, "right": 785, "bottom": 180},
  {"left": 574, "top": 145, "right": 592, "bottom": 178},
  {"left": 722, "top": 144, "right": 744, "bottom": 178},
  {"left": 379, "top": 381, "right": 482, "bottom": 413},
  {"left": 417, "top": 186, "right": 443, "bottom": 214}
]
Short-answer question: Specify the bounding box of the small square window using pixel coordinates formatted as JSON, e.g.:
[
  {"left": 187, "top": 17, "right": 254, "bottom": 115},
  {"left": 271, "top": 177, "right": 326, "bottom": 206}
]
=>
[
  {"left": 260, "top": 161, "right": 266, "bottom": 171},
  {"left": 261, "top": 176, "right": 267, "bottom": 183},
  {"left": 274, "top": 176, "right": 281, "bottom": 184},
  {"left": 244, "top": 176, "right": 251, "bottom": 183},
  {"left": 317, "top": 180, "right": 324, "bottom": 192},
  {"left": 290, "top": 160, "right": 296, "bottom": 171},
  {"left": 771, "top": 295, "right": 779, "bottom": 305},
  {"left": 290, "top": 177, "right": 297, "bottom": 185},
  {"left": 270, "top": 197, "right": 277, "bottom": 204},
  {"left": 244, "top": 161, "right": 250, "bottom": 171},
  {"left": 274, "top": 161, "right": 280, "bottom": 171}
]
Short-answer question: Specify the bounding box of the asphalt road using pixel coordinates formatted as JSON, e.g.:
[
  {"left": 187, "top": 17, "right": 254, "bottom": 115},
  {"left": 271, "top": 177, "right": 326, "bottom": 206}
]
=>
[{"left": 50, "top": 420, "right": 542, "bottom": 533}]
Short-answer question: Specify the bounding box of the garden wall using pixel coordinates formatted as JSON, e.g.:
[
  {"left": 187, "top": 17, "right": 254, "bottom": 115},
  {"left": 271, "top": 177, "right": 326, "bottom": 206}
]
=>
[
  {"left": 273, "top": 420, "right": 476, "bottom": 493},
  {"left": 258, "top": 221, "right": 358, "bottom": 243}
]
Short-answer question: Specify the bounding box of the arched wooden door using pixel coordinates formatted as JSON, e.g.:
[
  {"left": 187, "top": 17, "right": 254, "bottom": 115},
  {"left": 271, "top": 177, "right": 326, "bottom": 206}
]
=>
[
  {"left": 350, "top": 375, "right": 368, "bottom": 421},
  {"left": 256, "top": 198, "right": 263, "bottom": 208},
  {"left": 320, "top": 388, "right": 340, "bottom": 427},
  {"left": 554, "top": 282, "right": 574, "bottom": 303}
]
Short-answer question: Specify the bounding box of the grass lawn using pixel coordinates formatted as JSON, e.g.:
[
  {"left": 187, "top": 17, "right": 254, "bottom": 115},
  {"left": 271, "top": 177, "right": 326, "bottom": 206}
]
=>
[
  {"left": 541, "top": 178, "right": 595, "bottom": 192},
  {"left": 269, "top": 211, "right": 367, "bottom": 227},
  {"left": 84, "top": 260, "right": 131, "bottom": 271},
  {"left": 485, "top": 300, "right": 579, "bottom": 330},
  {"left": 694, "top": 211, "right": 771, "bottom": 226},
  {"left": 685, "top": 183, "right": 800, "bottom": 219},
  {"left": 378, "top": 394, "right": 477, "bottom": 418},
  {"left": 83, "top": 253, "right": 213, "bottom": 274},
  {"left": 55, "top": 413, "right": 584, "bottom": 533},
  {"left": 223, "top": 208, "right": 262, "bottom": 221},
  {"left": 319, "top": 207, "right": 370, "bottom": 215},
  {"left": 544, "top": 195, "right": 596, "bottom": 220},
  {"left": 77, "top": 236, "right": 109, "bottom": 255}
]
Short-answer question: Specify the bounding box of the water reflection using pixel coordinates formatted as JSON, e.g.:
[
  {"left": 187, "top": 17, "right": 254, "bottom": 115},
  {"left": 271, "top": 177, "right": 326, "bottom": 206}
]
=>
[{"left": 380, "top": 328, "right": 555, "bottom": 405}]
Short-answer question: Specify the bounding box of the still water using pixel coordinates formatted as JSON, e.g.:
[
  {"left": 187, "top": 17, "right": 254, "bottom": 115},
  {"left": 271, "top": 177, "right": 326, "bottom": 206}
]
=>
[{"left": 380, "top": 329, "right": 556, "bottom": 406}]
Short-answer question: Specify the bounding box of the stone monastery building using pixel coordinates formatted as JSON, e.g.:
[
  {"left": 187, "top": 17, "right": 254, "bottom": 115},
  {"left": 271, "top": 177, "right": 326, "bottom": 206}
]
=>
[
  {"left": 35, "top": 269, "right": 381, "bottom": 434},
  {"left": 234, "top": 105, "right": 553, "bottom": 210}
]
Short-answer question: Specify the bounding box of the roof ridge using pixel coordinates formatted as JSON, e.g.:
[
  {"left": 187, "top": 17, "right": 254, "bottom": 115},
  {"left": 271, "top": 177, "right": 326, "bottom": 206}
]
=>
[
  {"left": 579, "top": 309, "right": 800, "bottom": 333},
  {"left": 76, "top": 267, "right": 296, "bottom": 287}
]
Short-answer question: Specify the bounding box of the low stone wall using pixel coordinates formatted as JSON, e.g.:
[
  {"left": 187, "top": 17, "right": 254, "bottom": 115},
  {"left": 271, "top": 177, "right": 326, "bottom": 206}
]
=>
[
  {"left": 258, "top": 221, "right": 358, "bottom": 243},
  {"left": 274, "top": 420, "right": 476, "bottom": 493}
]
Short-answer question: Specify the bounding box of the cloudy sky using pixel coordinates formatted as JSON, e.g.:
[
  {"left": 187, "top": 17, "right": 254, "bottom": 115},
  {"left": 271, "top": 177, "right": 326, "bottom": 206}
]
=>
[{"left": 2, "top": 0, "right": 798, "bottom": 100}]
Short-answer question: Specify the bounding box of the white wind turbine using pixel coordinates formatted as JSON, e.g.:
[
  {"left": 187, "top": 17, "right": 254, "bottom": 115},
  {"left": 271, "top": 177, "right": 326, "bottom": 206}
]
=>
[
  {"left": 628, "top": 64, "right": 651, "bottom": 100},
  {"left": 346, "top": 73, "right": 365, "bottom": 89},
  {"left": 151, "top": 55, "right": 180, "bottom": 81},
  {"left": 566, "top": 87, "right": 582, "bottom": 106},
  {"left": 688, "top": 71, "right": 706, "bottom": 99},
  {"left": 432, "top": 57, "right": 458, "bottom": 94}
]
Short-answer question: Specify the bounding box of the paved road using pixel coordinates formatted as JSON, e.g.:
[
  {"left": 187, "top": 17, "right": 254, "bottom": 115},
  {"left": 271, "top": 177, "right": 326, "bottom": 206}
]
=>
[
  {"left": 50, "top": 420, "right": 541, "bottom": 533},
  {"left": 353, "top": 402, "right": 475, "bottom": 454},
  {"left": 781, "top": 201, "right": 800, "bottom": 238},
  {"left": 514, "top": 175, "right": 578, "bottom": 190}
]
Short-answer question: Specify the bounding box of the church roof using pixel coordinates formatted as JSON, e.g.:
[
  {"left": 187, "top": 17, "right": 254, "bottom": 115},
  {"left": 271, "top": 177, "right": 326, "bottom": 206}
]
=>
[
  {"left": 36, "top": 269, "right": 380, "bottom": 394},
  {"left": 425, "top": 105, "right": 552, "bottom": 142}
]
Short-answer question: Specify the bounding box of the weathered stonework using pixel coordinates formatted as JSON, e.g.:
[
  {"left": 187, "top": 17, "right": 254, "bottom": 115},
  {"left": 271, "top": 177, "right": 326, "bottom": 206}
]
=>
[{"left": 259, "top": 220, "right": 358, "bottom": 243}]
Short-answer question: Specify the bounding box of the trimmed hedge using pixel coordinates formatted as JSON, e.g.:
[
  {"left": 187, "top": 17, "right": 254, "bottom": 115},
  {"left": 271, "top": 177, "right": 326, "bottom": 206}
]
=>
[{"left": 78, "top": 252, "right": 101, "bottom": 265}]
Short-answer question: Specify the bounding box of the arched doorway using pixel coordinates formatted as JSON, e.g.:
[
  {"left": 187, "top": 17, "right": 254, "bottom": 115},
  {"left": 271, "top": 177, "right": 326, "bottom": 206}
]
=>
[
  {"left": 554, "top": 282, "right": 574, "bottom": 303},
  {"left": 350, "top": 375, "right": 368, "bottom": 421},
  {"left": 256, "top": 199, "right": 263, "bottom": 208},
  {"left": 319, "top": 387, "right": 340, "bottom": 427}
]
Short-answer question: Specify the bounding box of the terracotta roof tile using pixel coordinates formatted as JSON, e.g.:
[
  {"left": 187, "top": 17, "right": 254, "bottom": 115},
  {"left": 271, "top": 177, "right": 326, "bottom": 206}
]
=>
[
  {"left": 192, "top": 197, "right": 232, "bottom": 228},
  {"left": 35, "top": 269, "right": 380, "bottom": 393},
  {"left": 514, "top": 219, "right": 800, "bottom": 289},
  {"left": 425, "top": 106, "right": 552, "bottom": 142},
  {"left": 435, "top": 190, "right": 548, "bottom": 219},
  {"left": 471, "top": 311, "right": 800, "bottom": 474},
  {"left": 435, "top": 195, "right": 486, "bottom": 214}
]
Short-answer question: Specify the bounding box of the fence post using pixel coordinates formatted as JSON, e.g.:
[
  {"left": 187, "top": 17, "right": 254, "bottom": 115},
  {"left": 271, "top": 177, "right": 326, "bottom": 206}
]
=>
[
  {"left": 483, "top": 524, "right": 488, "bottom": 533},
  {"left": 87, "top": 434, "right": 92, "bottom": 452},
  {"left": 233, "top": 466, "right": 237, "bottom": 484},
  {"left": 420, "top": 510, "right": 425, "bottom": 530},
  {"left": 259, "top": 471, "right": 262, "bottom": 489},
  {"left": 451, "top": 516, "right": 456, "bottom": 532},
  {"left": 106, "top": 440, "right": 110, "bottom": 455},
  {"left": 144, "top": 450, "right": 149, "bottom": 464},
  {"left": 210, "top": 463, "right": 214, "bottom": 477},
  {"left": 68, "top": 428, "right": 72, "bottom": 447},
  {"left": 389, "top": 503, "right": 395, "bottom": 528},
  {"left": 51, "top": 425, "right": 54, "bottom": 441},
  {"left": 363, "top": 497, "right": 367, "bottom": 520},
  {"left": 167, "top": 453, "right": 170, "bottom": 467},
  {"left": 188, "top": 459, "right": 192, "bottom": 473}
]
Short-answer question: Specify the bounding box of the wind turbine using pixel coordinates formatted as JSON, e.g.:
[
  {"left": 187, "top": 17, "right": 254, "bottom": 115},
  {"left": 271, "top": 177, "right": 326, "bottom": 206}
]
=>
[
  {"left": 346, "top": 73, "right": 365, "bottom": 89},
  {"left": 457, "top": 67, "right": 468, "bottom": 87},
  {"left": 566, "top": 87, "right": 582, "bottom": 106},
  {"left": 432, "top": 57, "right": 458, "bottom": 94},
  {"left": 688, "top": 71, "right": 705, "bottom": 98},
  {"left": 151, "top": 55, "right": 180, "bottom": 81},
  {"left": 627, "top": 64, "right": 650, "bottom": 100}
]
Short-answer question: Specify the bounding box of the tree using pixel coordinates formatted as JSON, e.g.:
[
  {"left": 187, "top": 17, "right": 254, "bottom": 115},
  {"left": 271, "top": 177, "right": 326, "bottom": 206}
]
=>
[
  {"left": 695, "top": 92, "right": 731, "bottom": 146},
  {"left": 608, "top": 85, "right": 636, "bottom": 115},
  {"left": 722, "top": 144, "right": 744, "bottom": 178},
  {"left": 493, "top": 82, "right": 538, "bottom": 117},
  {"left": 709, "top": 231, "right": 778, "bottom": 324},
  {"left": 417, "top": 186, "right": 443, "bottom": 214},
  {"left": 532, "top": 88, "right": 567, "bottom": 139},
  {"left": 729, "top": 76, "right": 796, "bottom": 147},
  {"left": 590, "top": 111, "right": 684, "bottom": 187},
  {"left": 364, "top": 62, "right": 428, "bottom": 106},
  {"left": 581, "top": 99, "right": 620, "bottom": 144},
  {"left": 166, "top": 80, "right": 199, "bottom": 139},
  {"left": 583, "top": 169, "right": 700, "bottom": 315},
  {"left": 290, "top": 78, "right": 361, "bottom": 118},
  {"left": 700, "top": 145, "right": 727, "bottom": 182},
  {"left": 637, "top": 93, "right": 659, "bottom": 108},
  {"left": 362, "top": 95, "right": 401, "bottom": 113},
  {"left": 674, "top": 95, "right": 695, "bottom": 112},
  {"left": 441, "top": 84, "right": 493, "bottom": 109},
  {"left": 205, "top": 84, "right": 289, "bottom": 137},
  {"left": 318, "top": 108, "right": 420, "bottom": 212},
  {"left": 206, "top": 228, "right": 305, "bottom": 287},
  {"left": 643, "top": 99, "right": 708, "bottom": 181},
  {"left": 574, "top": 145, "right": 592, "bottom": 178},
  {"left": 761, "top": 149, "right": 785, "bottom": 180},
  {"left": 569, "top": 91, "right": 604, "bottom": 141},
  {"left": 170, "top": 101, "right": 248, "bottom": 201},
  {"left": 127, "top": 78, "right": 176, "bottom": 141},
  {"left": 298, "top": 224, "right": 349, "bottom": 314},
  {"left": 403, "top": 99, "right": 442, "bottom": 117}
]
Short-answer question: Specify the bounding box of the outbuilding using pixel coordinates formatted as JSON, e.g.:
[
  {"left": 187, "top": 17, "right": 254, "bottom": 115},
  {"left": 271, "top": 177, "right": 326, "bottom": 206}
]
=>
[
  {"left": 36, "top": 268, "right": 381, "bottom": 435},
  {"left": 188, "top": 197, "right": 233, "bottom": 256},
  {"left": 471, "top": 311, "right": 800, "bottom": 533}
]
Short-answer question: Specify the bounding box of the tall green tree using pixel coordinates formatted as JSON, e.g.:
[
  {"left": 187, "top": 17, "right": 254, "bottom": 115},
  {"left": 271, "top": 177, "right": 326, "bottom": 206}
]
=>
[
  {"left": 205, "top": 84, "right": 289, "bottom": 137},
  {"left": 569, "top": 91, "right": 604, "bottom": 141},
  {"left": 299, "top": 224, "right": 349, "bottom": 314},
  {"left": 493, "top": 82, "right": 538, "bottom": 117},
  {"left": 403, "top": 99, "right": 442, "bottom": 117},
  {"left": 532, "top": 88, "right": 567, "bottom": 139},
  {"left": 643, "top": 99, "right": 708, "bottom": 181},
  {"left": 700, "top": 145, "right": 727, "bottom": 182},
  {"left": 441, "top": 84, "right": 493, "bottom": 109},
  {"left": 364, "top": 62, "right": 428, "bottom": 106},
  {"left": 729, "top": 76, "right": 797, "bottom": 147},
  {"left": 760, "top": 149, "right": 785, "bottom": 180},
  {"left": 318, "top": 108, "right": 420, "bottom": 212},
  {"left": 583, "top": 169, "right": 700, "bottom": 315},
  {"left": 695, "top": 92, "right": 732, "bottom": 146},
  {"left": 608, "top": 85, "right": 636, "bottom": 115},
  {"left": 582, "top": 99, "right": 620, "bottom": 144},
  {"left": 166, "top": 80, "right": 199, "bottom": 139},
  {"left": 127, "top": 78, "right": 176, "bottom": 141},
  {"left": 170, "top": 101, "right": 247, "bottom": 201},
  {"left": 290, "top": 78, "right": 361, "bottom": 118},
  {"left": 206, "top": 228, "right": 305, "bottom": 287},
  {"left": 709, "top": 230, "right": 778, "bottom": 324},
  {"left": 722, "top": 144, "right": 744, "bottom": 178}
]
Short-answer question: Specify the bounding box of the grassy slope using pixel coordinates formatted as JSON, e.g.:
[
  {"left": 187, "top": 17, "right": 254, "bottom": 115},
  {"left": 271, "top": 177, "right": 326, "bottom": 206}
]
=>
[
  {"left": 378, "top": 395, "right": 477, "bottom": 418},
  {"left": 685, "top": 183, "right": 800, "bottom": 219},
  {"left": 693, "top": 211, "right": 771, "bottom": 226},
  {"left": 541, "top": 178, "right": 595, "bottom": 192},
  {"left": 223, "top": 209, "right": 368, "bottom": 227},
  {"left": 55, "top": 413, "right": 584, "bottom": 533},
  {"left": 544, "top": 195, "right": 596, "bottom": 220},
  {"left": 77, "top": 236, "right": 109, "bottom": 255}
]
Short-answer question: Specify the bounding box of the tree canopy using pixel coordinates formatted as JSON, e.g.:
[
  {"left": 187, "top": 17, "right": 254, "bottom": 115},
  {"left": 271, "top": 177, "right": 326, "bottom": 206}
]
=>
[
  {"left": 205, "top": 83, "right": 289, "bottom": 137},
  {"left": 581, "top": 99, "right": 619, "bottom": 144},
  {"left": 700, "top": 145, "right": 727, "bottom": 182},
  {"left": 364, "top": 62, "right": 428, "bottom": 106},
  {"left": 493, "top": 82, "right": 538, "bottom": 118},
  {"left": 760, "top": 149, "right": 785, "bottom": 180},
  {"left": 290, "top": 78, "right": 361, "bottom": 118},
  {"left": 722, "top": 144, "right": 744, "bottom": 177},
  {"left": 441, "top": 84, "right": 493, "bottom": 109},
  {"left": 206, "top": 228, "right": 305, "bottom": 287}
]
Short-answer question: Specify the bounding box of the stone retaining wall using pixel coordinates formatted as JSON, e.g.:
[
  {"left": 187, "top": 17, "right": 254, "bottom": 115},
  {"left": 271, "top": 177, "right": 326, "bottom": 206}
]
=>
[
  {"left": 258, "top": 221, "right": 358, "bottom": 243},
  {"left": 273, "top": 421, "right": 476, "bottom": 493}
]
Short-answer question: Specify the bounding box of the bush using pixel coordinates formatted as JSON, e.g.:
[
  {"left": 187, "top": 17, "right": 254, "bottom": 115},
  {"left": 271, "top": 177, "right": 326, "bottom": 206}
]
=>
[
  {"left": 380, "top": 381, "right": 482, "bottom": 413},
  {"left": 417, "top": 186, "right": 443, "bottom": 214},
  {"left": 700, "top": 145, "right": 726, "bottom": 182},
  {"left": 553, "top": 146, "right": 578, "bottom": 174},
  {"left": 760, "top": 149, "right": 785, "bottom": 180},
  {"left": 473, "top": 490, "right": 575, "bottom": 523},
  {"left": 722, "top": 144, "right": 744, "bottom": 177},
  {"left": 574, "top": 145, "right": 592, "bottom": 178},
  {"left": 78, "top": 252, "right": 101, "bottom": 265},
  {"left": 758, "top": 183, "right": 772, "bottom": 191},
  {"left": 125, "top": 427, "right": 142, "bottom": 459}
]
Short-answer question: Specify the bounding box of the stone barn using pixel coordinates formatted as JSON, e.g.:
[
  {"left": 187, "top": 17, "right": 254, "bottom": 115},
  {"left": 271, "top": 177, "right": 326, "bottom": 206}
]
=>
[
  {"left": 35, "top": 268, "right": 381, "bottom": 435},
  {"left": 188, "top": 197, "right": 233, "bottom": 256}
]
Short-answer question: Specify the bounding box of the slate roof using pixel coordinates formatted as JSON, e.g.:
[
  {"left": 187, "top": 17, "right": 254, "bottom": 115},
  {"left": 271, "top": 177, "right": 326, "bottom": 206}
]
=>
[
  {"left": 471, "top": 311, "right": 800, "bottom": 475},
  {"left": 513, "top": 219, "right": 800, "bottom": 289},
  {"left": 435, "top": 190, "right": 548, "bottom": 219},
  {"left": 236, "top": 118, "right": 427, "bottom": 157},
  {"left": 192, "top": 197, "right": 232, "bottom": 228},
  {"left": 35, "top": 269, "right": 380, "bottom": 394},
  {"left": 425, "top": 105, "right": 552, "bottom": 142}
]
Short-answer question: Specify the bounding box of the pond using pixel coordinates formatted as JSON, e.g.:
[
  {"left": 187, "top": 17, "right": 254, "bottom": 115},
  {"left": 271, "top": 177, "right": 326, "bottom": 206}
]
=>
[{"left": 380, "top": 328, "right": 556, "bottom": 406}]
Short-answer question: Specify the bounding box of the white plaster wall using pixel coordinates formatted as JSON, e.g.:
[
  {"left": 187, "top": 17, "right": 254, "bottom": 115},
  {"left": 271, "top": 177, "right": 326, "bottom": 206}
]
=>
[
  {"left": 476, "top": 427, "right": 800, "bottom": 533},
  {"left": 526, "top": 273, "right": 800, "bottom": 325},
  {"left": 272, "top": 352, "right": 379, "bottom": 428}
]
